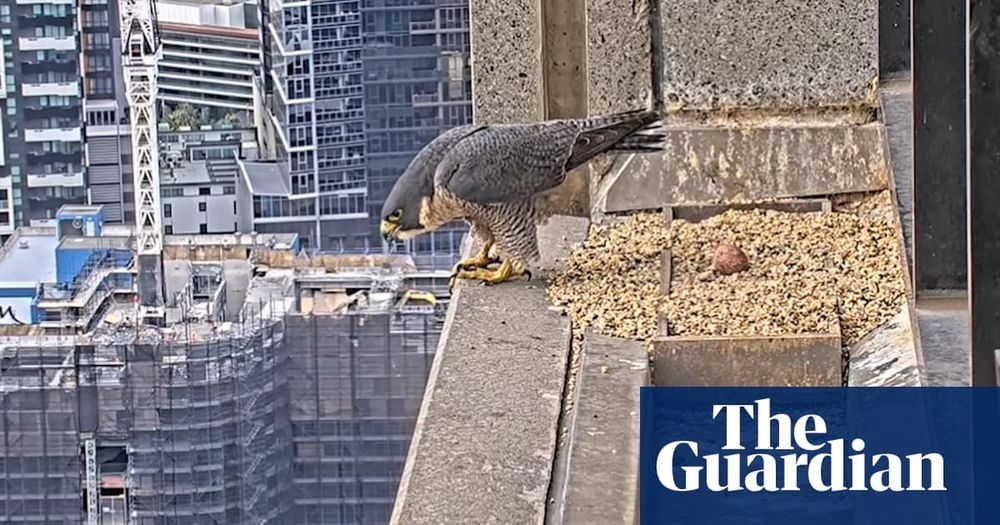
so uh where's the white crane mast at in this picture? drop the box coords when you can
[120,0,165,321]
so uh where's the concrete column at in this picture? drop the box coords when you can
[913,0,968,291]
[969,0,1000,387]
[880,0,911,79]
[470,0,655,218]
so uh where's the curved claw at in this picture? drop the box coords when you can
[523,270,532,282]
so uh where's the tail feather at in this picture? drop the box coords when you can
[564,109,662,171]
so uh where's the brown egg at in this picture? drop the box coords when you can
[713,243,750,275]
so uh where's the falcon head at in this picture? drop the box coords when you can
[380,124,484,243]
[380,163,433,242]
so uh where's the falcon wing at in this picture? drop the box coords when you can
[435,109,661,205]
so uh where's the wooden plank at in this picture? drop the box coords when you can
[651,333,843,386]
[667,198,831,223]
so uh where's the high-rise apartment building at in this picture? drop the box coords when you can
[0,0,133,230]
[157,0,261,118]
[244,0,472,256]
[0,0,87,229]
[82,0,134,225]
[361,0,472,261]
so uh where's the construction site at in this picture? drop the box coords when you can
[0,205,449,524]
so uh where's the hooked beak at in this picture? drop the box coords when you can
[380,220,398,242]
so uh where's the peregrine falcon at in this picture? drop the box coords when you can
[380,109,663,286]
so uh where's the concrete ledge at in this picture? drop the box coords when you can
[391,217,589,525]
[848,306,922,386]
[596,123,888,213]
[550,332,647,525]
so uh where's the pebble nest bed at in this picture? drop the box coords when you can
[548,193,907,346]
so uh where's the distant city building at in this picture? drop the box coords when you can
[0,205,447,523]
[160,126,253,235]
[81,0,134,226]
[0,0,88,230]
[157,0,260,119]
[245,0,472,257]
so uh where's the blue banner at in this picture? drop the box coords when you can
[639,388,1000,525]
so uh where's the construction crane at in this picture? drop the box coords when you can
[120,0,165,325]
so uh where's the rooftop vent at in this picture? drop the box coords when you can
[17,239,28,249]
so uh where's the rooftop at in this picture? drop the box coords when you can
[0,232,58,288]
[57,236,131,251]
[238,160,290,196]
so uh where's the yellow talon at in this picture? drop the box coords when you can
[454,241,498,271]
[449,259,531,288]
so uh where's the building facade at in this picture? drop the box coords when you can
[0,0,133,229]
[160,126,252,235]
[157,0,261,120]
[246,0,471,257]
[0,0,87,230]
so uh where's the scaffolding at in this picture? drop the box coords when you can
[0,299,445,524]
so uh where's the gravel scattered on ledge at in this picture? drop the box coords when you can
[547,193,907,346]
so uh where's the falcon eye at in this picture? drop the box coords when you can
[387,209,402,221]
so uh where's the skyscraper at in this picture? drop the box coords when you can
[0,0,88,229]
[244,0,472,257]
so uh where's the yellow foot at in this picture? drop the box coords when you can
[453,242,498,271]
[454,253,501,272]
[449,259,531,288]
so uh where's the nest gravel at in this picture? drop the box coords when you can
[548,193,907,346]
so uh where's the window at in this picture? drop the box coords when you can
[223,185,235,195]
[164,225,173,234]
[199,224,208,234]
[198,202,206,212]
[199,187,211,196]
[163,204,172,217]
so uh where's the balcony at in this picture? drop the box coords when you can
[24,127,81,143]
[410,20,437,34]
[18,36,76,51]
[16,0,74,4]
[411,93,439,107]
[22,82,79,97]
[21,60,76,74]
[27,171,84,188]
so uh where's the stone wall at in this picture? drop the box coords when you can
[469,0,886,217]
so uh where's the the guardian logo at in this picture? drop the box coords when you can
[656,398,946,493]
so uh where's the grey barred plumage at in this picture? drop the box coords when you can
[380,108,663,286]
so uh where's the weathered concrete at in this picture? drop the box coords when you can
[391,216,588,525]
[550,332,647,525]
[543,0,588,119]
[584,0,653,115]
[659,0,878,110]
[390,283,569,525]
[596,123,888,212]
[651,333,843,387]
[881,79,969,387]
[848,306,923,386]
[881,79,914,269]
[916,293,970,386]
[470,0,545,124]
